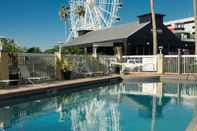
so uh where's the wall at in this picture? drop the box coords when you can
[0,53,9,80]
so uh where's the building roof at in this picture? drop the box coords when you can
[164,17,194,25]
[138,13,165,18]
[0,36,7,39]
[64,22,149,47]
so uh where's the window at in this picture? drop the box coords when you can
[175,23,184,30]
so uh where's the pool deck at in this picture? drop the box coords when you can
[161,73,197,80]
[123,72,160,79]
[0,75,122,100]
[124,72,197,81]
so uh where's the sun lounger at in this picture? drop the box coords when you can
[0,80,19,88]
[18,65,49,84]
[82,72,105,77]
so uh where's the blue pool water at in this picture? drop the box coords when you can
[0,79,197,131]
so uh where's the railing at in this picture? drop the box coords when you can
[122,55,157,72]
[9,53,57,80]
[164,55,197,74]
[7,53,197,80]
[98,55,117,72]
[64,55,111,78]
[164,55,178,73]
[182,55,197,74]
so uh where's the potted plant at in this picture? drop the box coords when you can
[57,57,73,80]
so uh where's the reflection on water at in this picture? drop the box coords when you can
[0,81,197,131]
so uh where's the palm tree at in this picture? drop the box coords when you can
[59,5,70,21]
[59,5,70,42]
[150,0,158,55]
[75,5,85,17]
[194,0,197,54]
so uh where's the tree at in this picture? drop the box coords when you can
[44,46,84,55]
[45,45,59,53]
[59,5,70,21]
[26,47,42,53]
[1,38,26,53]
[59,5,71,41]
[150,0,158,55]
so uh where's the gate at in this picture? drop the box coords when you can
[122,55,157,72]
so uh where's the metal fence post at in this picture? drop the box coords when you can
[54,54,57,79]
[178,49,182,75]
[157,54,164,74]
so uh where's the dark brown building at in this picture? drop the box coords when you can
[64,13,184,55]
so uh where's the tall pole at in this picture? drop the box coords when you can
[0,39,3,61]
[150,0,158,55]
[194,0,197,55]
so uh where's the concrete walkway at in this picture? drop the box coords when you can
[123,72,160,78]
[123,72,197,81]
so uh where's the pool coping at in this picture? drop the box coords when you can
[123,73,197,81]
[1,73,197,101]
[0,75,122,101]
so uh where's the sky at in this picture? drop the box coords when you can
[0,0,194,49]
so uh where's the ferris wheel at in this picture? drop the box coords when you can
[59,0,122,42]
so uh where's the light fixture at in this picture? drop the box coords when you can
[158,46,163,54]
[178,48,182,55]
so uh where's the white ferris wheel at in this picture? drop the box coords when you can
[59,0,122,42]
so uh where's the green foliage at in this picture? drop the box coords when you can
[59,5,70,20]
[45,46,84,55]
[26,47,42,53]
[1,38,26,53]
[45,45,59,54]
[56,56,73,72]
[62,47,84,54]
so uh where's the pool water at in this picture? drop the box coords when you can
[0,79,197,131]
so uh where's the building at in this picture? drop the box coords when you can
[0,36,13,44]
[165,17,195,54]
[64,13,183,55]
[165,17,195,40]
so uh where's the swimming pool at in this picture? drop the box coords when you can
[0,79,197,131]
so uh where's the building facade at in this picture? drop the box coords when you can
[165,17,195,54]
[65,13,184,55]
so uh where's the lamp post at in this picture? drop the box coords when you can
[0,41,2,52]
[56,42,63,61]
[194,0,197,54]
[59,44,62,54]
[0,39,3,62]
[150,0,158,55]
[57,42,63,54]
